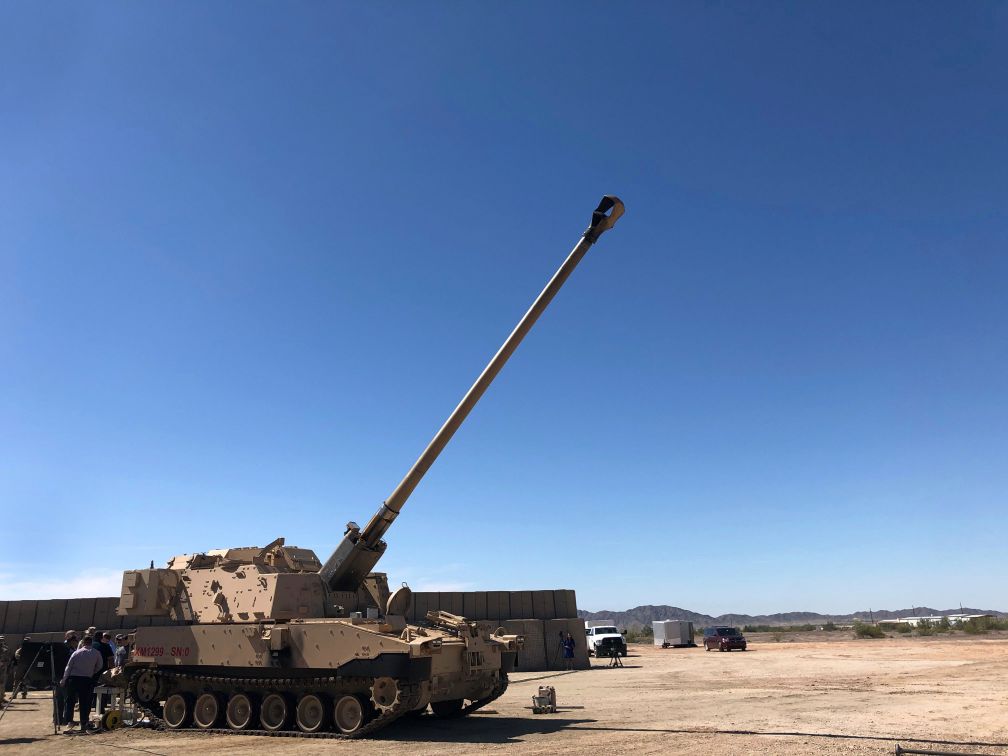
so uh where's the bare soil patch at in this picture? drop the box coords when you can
[2,635,1006,755]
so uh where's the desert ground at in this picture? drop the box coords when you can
[2,633,1006,755]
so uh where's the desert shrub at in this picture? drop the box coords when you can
[822,622,836,631]
[961,618,987,634]
[772,632,783,642]
[624,626,653,644]
[935,617,952,634]
[853,621,885,639]
[744,623,829,634]
[959,616,1008,634]
[892,623,912,634]
[915,619,934,636]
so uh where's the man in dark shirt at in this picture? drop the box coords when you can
[54,631,79,725]
[93,634,115,715]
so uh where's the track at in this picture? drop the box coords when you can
[129,668,509,739]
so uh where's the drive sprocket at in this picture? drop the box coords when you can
[369,677,401,714]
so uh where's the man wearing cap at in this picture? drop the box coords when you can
[62,634,103,733]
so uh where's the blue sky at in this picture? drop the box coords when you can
[1,2,1005,615]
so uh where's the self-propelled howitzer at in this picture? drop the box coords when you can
[115,196,624,738]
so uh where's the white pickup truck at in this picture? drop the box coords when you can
[583,622,628,657]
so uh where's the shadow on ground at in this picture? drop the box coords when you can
[380,716,597,744]
[378,716,1008,749]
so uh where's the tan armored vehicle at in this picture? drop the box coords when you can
[116,196,624,738]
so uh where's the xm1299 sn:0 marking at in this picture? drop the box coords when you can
[135,646,192,658]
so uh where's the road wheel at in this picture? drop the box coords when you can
[260,693,292,732]
[164,693,193,729]
[431,698,464,718]
[194,692,223,729]
[296,693,330,733]
[226,692,257,730]
[333,694,366,734]
[132,670,163,708]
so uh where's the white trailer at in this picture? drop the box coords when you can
[653,620,695,648]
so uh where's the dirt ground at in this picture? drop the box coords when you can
[2,634,1006,755]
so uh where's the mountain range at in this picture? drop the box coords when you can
[577,605,1005,629]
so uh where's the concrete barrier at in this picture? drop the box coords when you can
[487,591,509,620]
[553,589,576,618]
[64,598,96,633]
[5,601,38,636]
[442,592,464,617]
[99,597,127,631]
[462,591,477,620]
[412,592,430,623]
[34,599,67,633]
[504,619,547,672]
[532,590,556,620]
[511,591,533,619]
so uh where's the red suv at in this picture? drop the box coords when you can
[703,626,747,651]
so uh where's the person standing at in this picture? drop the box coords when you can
[93,634,115,715]
[562,632,576,671]
[54,631,79,725]
[96,633,114,667]
[114,636,128,670]
[61,635,103,733]
[0,636,10,707]
[10,637,30,699]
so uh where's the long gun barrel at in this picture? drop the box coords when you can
[320,196,625,591]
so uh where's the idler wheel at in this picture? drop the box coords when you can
[260,693,292,732]
[226,692,257,730]
[431,698,464,718]
[369,676,401,714]
[295,693,330,733]
[193,692,223,729]
[164,693,193,729]
[132,669,162,706]
[333,694,366,734]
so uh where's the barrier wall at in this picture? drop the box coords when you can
[0,588,588,671]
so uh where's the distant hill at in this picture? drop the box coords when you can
[578,605,1006,629]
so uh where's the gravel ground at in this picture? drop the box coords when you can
[2,634,1006,755]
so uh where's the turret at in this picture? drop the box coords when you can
[319,196,624,591]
